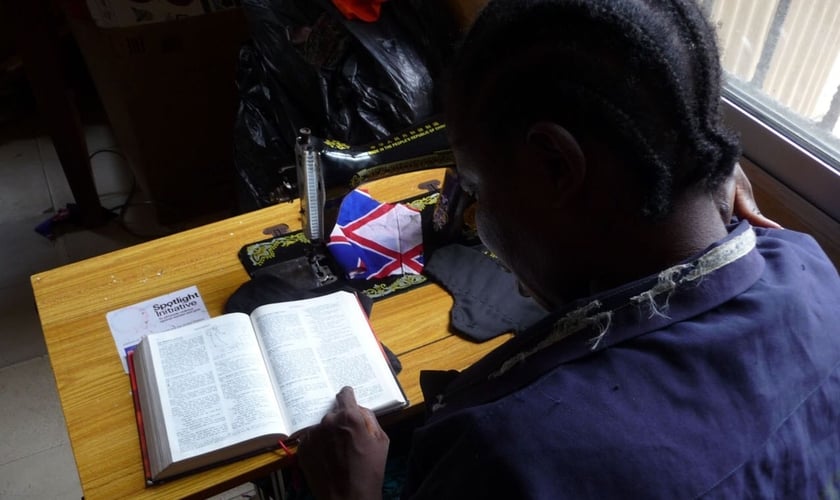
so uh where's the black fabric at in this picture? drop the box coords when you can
[225,274,401,373]
[424,244,547,341]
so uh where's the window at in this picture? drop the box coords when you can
[700,0,840,222]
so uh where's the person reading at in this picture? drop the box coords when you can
[295,0,840,498]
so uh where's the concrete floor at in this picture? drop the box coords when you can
[0,113,250,499]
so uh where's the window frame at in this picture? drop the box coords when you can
[722,96,840,223]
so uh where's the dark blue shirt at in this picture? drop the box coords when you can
[404,222,840,499]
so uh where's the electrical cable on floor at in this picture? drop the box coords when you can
[88,148,174,240]
[35,147,208,241]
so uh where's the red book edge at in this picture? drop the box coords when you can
[127,350,155,486]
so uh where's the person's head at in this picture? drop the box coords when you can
[446,0,740,308]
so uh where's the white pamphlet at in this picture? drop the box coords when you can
[106,286,210,372]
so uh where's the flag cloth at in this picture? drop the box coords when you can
[328,189,424,280]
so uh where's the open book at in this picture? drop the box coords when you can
[128,290,407,484]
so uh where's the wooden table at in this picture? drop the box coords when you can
[31,169,511,499]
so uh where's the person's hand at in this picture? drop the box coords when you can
[717,163,783,229]
[296,387,389,500]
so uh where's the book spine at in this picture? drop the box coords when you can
[127,351,154,485]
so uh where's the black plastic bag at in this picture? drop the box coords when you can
[233,0,455,209]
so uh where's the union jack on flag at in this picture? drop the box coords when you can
[327,189,424,280]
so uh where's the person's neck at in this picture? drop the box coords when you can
[586,193,728,295]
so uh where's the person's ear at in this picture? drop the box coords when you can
[525,122,586,202]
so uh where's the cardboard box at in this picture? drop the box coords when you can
[84,0,241,28]
[65,7,248,223]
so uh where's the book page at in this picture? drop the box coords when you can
[145,314,287,462]
[251,291,406,432]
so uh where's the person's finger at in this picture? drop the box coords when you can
[295,429,313,461]
[360,406,384,436]
[734,188,783,229]
[742,208,783,229]
[290,427,309,442]
[335,386,358,409]
[730,163,783,229]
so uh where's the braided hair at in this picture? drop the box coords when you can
[446,0,740,218]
